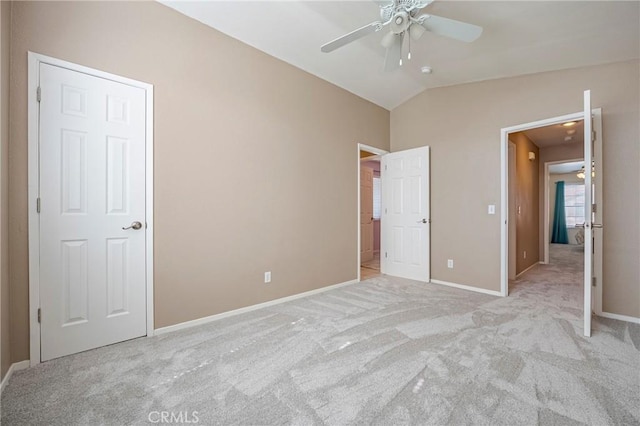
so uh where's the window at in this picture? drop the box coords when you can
[373,177,381,220]
[564,183,585,227]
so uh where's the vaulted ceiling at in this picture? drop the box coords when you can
[160,1,640,110]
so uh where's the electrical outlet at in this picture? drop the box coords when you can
[264,271,271,283]
[523,251,527,259]
[447,259,454,269]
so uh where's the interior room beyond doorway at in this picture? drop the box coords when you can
[360,150,381,280]
[507,119,586,284]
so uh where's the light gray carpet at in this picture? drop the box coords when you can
[2,245,639,425]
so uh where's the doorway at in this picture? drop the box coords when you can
[500,101,603,336]
[544,158,587,264]
[28,53,154,364]
[505,119,595,284]
[358,144,386,281]
[357,144,432,283]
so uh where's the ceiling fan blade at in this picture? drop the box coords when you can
[381,31,396,49]
[409,22,426,41]
[418,14,483,42]
[384,34,402,72]
[321,21,384,53]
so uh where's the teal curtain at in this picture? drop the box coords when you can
[551,181,569,244]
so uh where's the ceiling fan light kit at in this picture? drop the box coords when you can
[320,0,483,72]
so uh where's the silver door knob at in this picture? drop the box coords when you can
[592,223,603,229]
[122,221,143,230]
[416,218,428,224]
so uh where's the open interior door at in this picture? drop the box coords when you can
[583,90,602,337]
[381,146,430,282]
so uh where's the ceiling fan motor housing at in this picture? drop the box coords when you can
[391,11,411,34]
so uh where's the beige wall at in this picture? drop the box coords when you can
[1,0,11,379]
[548,173,585,246]
[8,2,389,363]
[538,142,583,259]
[510,132,539,274]
[391,60,640,318]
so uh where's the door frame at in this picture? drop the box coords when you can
[357,143,387,281]
[507,140,516,281]
[27,52,155,366]
[500,109,603,315]
[542,157,584,264]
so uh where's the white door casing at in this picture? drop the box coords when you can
[360,166,374,263]
[28,53,154,364]
[357,144,388,280]
[508,141,517,281]
[500,108,602,306]
[381,146,430,282]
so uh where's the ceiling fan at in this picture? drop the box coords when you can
[320,0,483,71]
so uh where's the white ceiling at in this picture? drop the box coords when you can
[160,1,640,110]
[523,120,584,149]
[549,161,584,175]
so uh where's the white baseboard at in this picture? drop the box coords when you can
[598,311,640,325]
[155,279,359,335]
[430,279,502,297]
[0,360,30,395]
[515,261,543,279]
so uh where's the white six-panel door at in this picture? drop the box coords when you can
[360,166,374,263]
[39,63,147,361]
[381,146,430,281]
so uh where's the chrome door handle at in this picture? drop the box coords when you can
[584,223,603,229]
[417,218,429,224]
[122,221,143,230]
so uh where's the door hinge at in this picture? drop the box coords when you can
[592,277,596,287]
[592,203,597,213]
[36,86,41,103]
[592,130,596,142]
[36,197,41,213]
[37,308,41,323]
[385,252,388,258]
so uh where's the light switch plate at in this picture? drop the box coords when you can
[488,204,496,215]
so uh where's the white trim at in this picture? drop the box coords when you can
[542,158,584,264]
[155,279,359,335]
[27,53,40,367]
[27,52,154,365]
[591,109,603,317]
[0,360,30,395]
[429,279,502,297]
[598,312,640,325]
[145,78,155,337]
[515,261,543,279]
[500,110,602,298]
[357,143,388,282]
